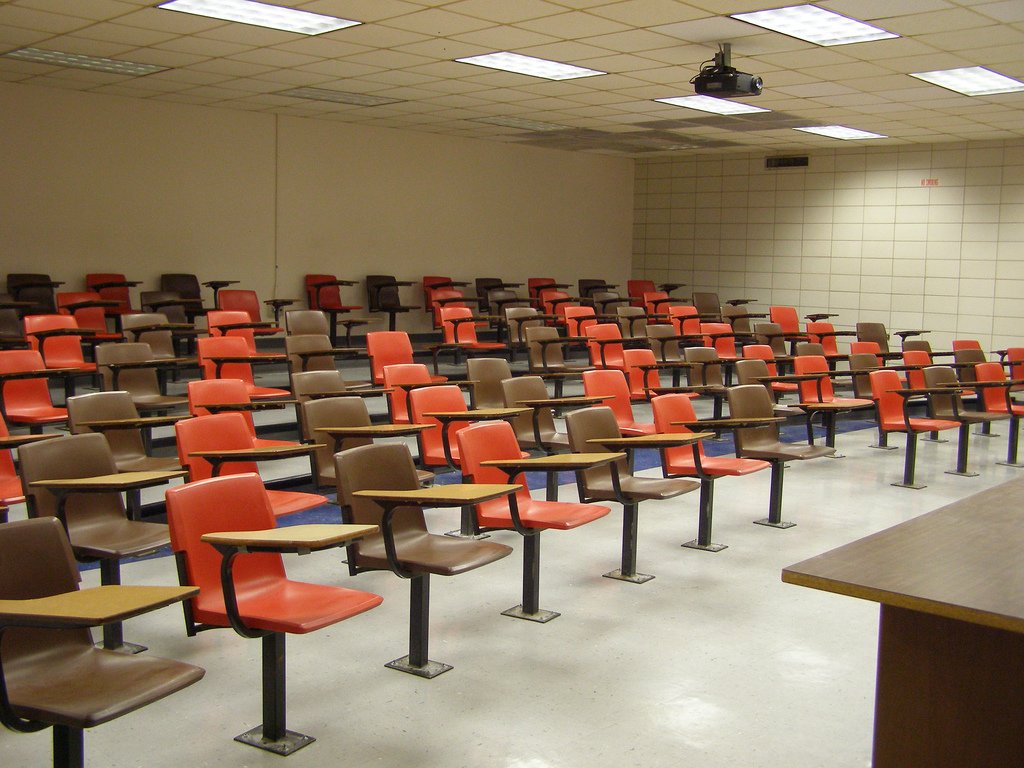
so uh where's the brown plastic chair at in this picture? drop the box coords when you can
[525,325,590,377]
[66,391,181,475]
[856,322,891,353]
[121,313,179,358]
[847,353,878,400]
[366,275,417,331]
[284,333,336,374]
[727,384,834,526]
[923,365,1007,476]
[0,516,204,768]
[752,321,789,357]
[335,443,512,677]
[7,273,61,314]
[505,306,543,359]
[501,374,571,451]
[17,432,173,652]
[466,357,512,409]
[564,406,699,582]
[617,306,647,339]
[692,291,722,321]
[95,342,188,411]
[285,309,330,336]
[139,291,190,324]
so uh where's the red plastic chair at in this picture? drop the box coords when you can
[528,277,560,303]
[440,306,504,351]
[805,321,845,356]
[217,289,283,333]
[0,349,67,432]
[23,315,96,374]
[668,305,700,336]
[793,355,872,407]
[382,363,434,423]
[700,322,738,361]
[457,420,610,620]
[769,306,801,335]
[952,339,982,352]
[187,378,296,448]
[0,417,28,520]
[584,322,626,370]
[901,349,932,390]
[366,331,446,386]
[561,305,596,337]
[582,369,655,435]
[539,289,575,326]
[742,344,796,396]
[429,287,470,328]
[196,335,289,400]
[56,292,121,341]
[86,272,138,317]
[651,393,769,550]
[175,412,326,517]
[166,472,382,754]
[975,362,1024,465]
[869,368,959,488]
[622,347,660,400]
[627,279,656,308]
[408,384,470,468]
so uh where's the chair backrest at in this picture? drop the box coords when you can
[683,347,723,387]
[408,385,468,466]
[86,272,133,315]
[792,355,834,402]
[769,306,800,335]
[700,322,735,357]
[642,291,669,317]
[667,305,700,336]
[196,335,255,384]
[206,309,252,336]
[922,366,961,419]
[564,406,628,490]
[751,321,787,356]
[501,374,556,446]
[742,344,779,375]
[302,396,373,487]
[366,275,403,311]
[651,393,706,466]
[285,309,330,336]
[578,279,606,300]
[457,421,534,517]
[56,291,110,334]
[525,325,565,371]
[584,322,624,369]
[869,369,906,430]
[617,306,647,339]
[505,306,541,345]
[795,342,825,356]
[953,348,987,384]
[474,278,502,313]
[466,358,512,409]
[726,385,782,452]
[166,473,284,625]
[139,291,188,324]
[721,304,754,334]
[160,274,202,301]
[95,342,162,396]
[847,353,878,398]
[66,391,148,467]
[23,314,86,367]
[18,432,125,526]
[735,357,771,389]
[850,340,883,366]
[217,289,262,322]
[563,305,597,337]
[7,273,57,313]
[627,279,656,306]
[292,370,350,402]
[622,347,659,397]
[902,339,932,353]
[974,362,1009,412]
[646,324,681,362]
[902,349,933,390]
[284,334,334,374]
[440,306,479,344]
[431,288,467,328]
[423,275,454,309]
[306,274,341,311]
[805,322,839,355]
[121,313,176,357]
[692,291,721,321]
[583,369,637,429]
[1006,348,1024,380]
[334,443,426,569]
[540,289,572,319]
[382,363,433,423]
[366,331,414,384]
[0,416,23,506]
[186,378,256,437]
[0,349,61,416]
[175,411,257,481]
[0,517,90,673]
[856,322,890,353]
[528,277,556,300]
[952,339,981,352]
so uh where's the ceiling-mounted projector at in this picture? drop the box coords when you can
[691,43,762,98]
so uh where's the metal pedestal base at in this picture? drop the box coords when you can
[870,443,899,451]
[922,436,948,443]
[97,639,146,655]
[234,726,314,756]
[682,540,727,552]
[997,460,1024,468]
[603,569,654,583]
[753,518,795,529]
[945,469,979,477]
[891,481,925,490]
[385,656,452,678]
[502,605,559,623]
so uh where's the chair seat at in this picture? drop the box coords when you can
[770,382,798,392]
[6,406,67,423]
[463,342,505,351]
[69,518,169,560]
[429,375,448,383]
[478,498,610,530]
[739,442,836,461]
[665,456,768,478]
[585,475,698,502]
[518,430,570,450]
[952,411,1009,424]
[247,386,291,400]
[621,422,657,436]
[883,417,960,433]
[0,476,25,505]
[266,489,328,517]
[353,529,511,576]
[5,644,204,729]
[193,580,383,634]
[112,454,181,474]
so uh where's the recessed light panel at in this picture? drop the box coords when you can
[910,66,1024,96]
[732,5,898,46]
[794,125,886,140]
[655,95,770,115]
[455,52,605,81]
[158,0,360,35]
[2,47,167,76]
[278,87,402,106]
[475,116,567,131]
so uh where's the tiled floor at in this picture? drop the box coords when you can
[3,364,1019,767]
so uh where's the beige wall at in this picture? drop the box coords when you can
[0,82,633,333]
[633,141,1024,350]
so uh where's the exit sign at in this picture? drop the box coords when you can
[920,178,940,186]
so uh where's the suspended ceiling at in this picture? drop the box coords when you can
[0,0,1022,155]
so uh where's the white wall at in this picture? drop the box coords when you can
[633,141,1024,350]
[0,81,634,333]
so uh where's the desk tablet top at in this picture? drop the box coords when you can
[201,523,378,550]
[482,452,625,470]
[30,469,186,490]
[782,477,1024,634]
[0,585,198,627]
[353,483,521,506]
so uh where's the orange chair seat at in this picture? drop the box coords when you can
[0,477,24,506]
[769,381,798,393]
[664,454,767,477]
[266,489,328,517]
[191,579,382,634]
[5,405,67,423]
[477,497,609,530]
[882,417,960,433]
[621,422,657,436]
[247,385,291,400]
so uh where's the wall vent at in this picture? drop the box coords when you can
[766,156,809,169]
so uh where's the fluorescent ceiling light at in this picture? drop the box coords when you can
[475,116,567,131]
[158,0,360,35]
[278,87,402,106]
[794,125,886,140]
[655,95,770,115]
[2,47,167,76]
[455,52,604,81]
[732,5,898,46]
[910,66,1024,96]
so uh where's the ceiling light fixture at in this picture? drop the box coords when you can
[2,47,167,76]
[655,95,770,115]
[455,52,605,81]
[910,66,1024,96]
[475,116,567,131]
[278,87,402,106]
[732,5,898,46]
[794,125,886,140]
[158,0,360,35]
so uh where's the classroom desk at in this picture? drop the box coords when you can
[782,478,1024,767]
